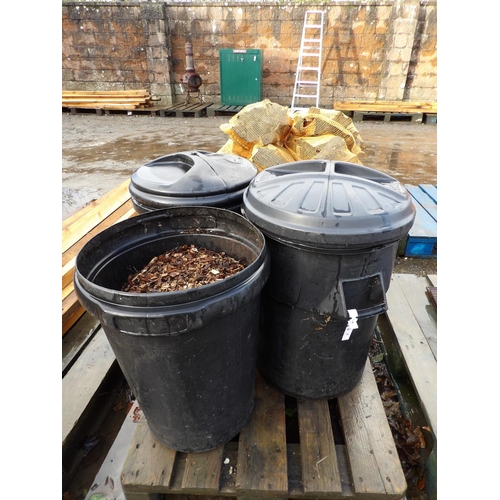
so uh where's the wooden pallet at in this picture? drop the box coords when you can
[119,362,406,500]
[333,100,437,124]
[207,104,245,117]
[402,184,437,258]
[379,273,437,500]
[352,111,423,123]
[63,106,161,116]
[159,101,213,118]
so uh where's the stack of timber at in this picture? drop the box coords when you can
[333,100,437,123]
[62,90,160,110]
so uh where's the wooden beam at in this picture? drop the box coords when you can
[62,179,131,253]
[334,100,437,114]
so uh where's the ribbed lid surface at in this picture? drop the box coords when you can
[243,160,415,249]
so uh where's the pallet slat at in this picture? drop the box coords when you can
[338,359,407,497]
[297,398,342,496]
[385,275,437,439]
[121,417,177,492]
[236,371,288,496]
[62,327,117,447]
[182,446,225,494]
[419,184,437,203]
[207,104,244,117]
[405,185,437,221]
[62,312,101,375]
[159,102,213,118]
[395,274,437,359]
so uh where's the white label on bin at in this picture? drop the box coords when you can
[342,309,359,341]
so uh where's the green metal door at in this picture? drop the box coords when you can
[219,49,262,106]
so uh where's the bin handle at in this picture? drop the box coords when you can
[339,273,387,319]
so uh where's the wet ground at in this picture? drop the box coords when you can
[62,112,437,275]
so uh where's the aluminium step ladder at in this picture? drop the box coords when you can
[291,10,324,112]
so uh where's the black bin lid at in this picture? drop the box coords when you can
[129,150,257,209]
[243,160,415,250]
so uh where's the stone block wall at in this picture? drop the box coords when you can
[62,0,437,106]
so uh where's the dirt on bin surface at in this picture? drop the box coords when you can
[62,112,437,277]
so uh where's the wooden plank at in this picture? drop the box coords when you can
[334,100,437,113]
[181,446,225,494]
[236,370,288,497]
[121,416,177,494]
[63,103,144,110]
[62,97,150,102]
[405,184,437,222]
[63,90,151,96]
[427,274,438,287]
[385,274,437,438]
[62,290,85,335]
[62,202,136,289]
[393,274,437,360]
[62,179,131,252]
[62,327,116,447]
[338,359,407,499]
[62,312,100,375]
[62,280,74,302]
[419,184,437,204]
[297,398,342,497]
[83,401,141,500]
[62,192,136,336]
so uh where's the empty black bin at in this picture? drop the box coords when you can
[129,150,257,213]
[74,206,270,452]
[243,160,415,399]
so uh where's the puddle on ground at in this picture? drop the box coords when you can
[64,136,222,165]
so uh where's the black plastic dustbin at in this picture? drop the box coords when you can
[243,160,415,399]
[129,150,257,214]
[74,206,270,452]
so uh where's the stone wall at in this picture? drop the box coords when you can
[62,0,437,106]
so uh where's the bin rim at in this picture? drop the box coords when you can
[75,206,268,308]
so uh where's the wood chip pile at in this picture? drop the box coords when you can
[218,99,365,171]
[121,244,245,293]
[62,90,160,110]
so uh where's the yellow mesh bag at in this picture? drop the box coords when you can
[249,144,298,172]
[287,134,362,164]
[220,99,293,149]
[290,107,363,156]
[217,139,253,160]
